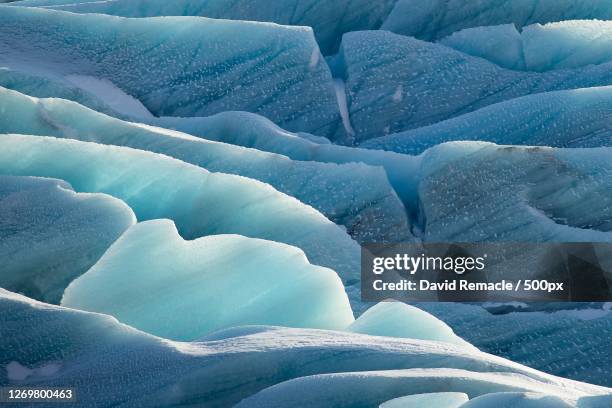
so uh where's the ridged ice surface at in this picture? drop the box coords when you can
[418,142,612,242]
[362,87,612,154]
[0,6,342,137]
[0,176,134,303]
[421,303,612,388]
[13,0,396,55]
[0,88,412,243]
[381,0,612,41]
[2,289,609,407]
[0,135,361,290]
[441,20,612,71]
[336,31,612,143]
[62,220,354,340]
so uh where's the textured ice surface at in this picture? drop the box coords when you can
[380,392,469,408]
[0,88,412,243]
[0,6,342,137]
[336,30,612,143]
[460,392,573,408]
[13,0,396,55]
[3,289,609,407]
[362,87,612,154]
[441,20,612,71]
[418,142,612,243]
[347,302,471,347]
[440,24,526,70]
[0,176,134,303]
[421,303,612,387]
[0,134,361,289]
[381,0,612,41]
[62,220,354,340]
[236,369,603,408]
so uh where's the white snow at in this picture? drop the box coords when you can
[333,78,355,139]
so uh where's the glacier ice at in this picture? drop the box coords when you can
[61,220,354,340]
[441,20,612,71]
[440,24,526,70]
[12,0,397,55]
[421,302,612,387]
[0,88,413,243]
[336,30,612,143]
[347,302,472,347]
[417,142,612,243]
[235,369,605,408]
[0,6,342,137]
[460,392,573,408]
[362,87,612,154]
[0,176,134,303]
[381,0,612,41]
[380,392,469,408]
[3,289,609,407]
[0,134,362,289]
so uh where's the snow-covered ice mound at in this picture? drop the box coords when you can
[11,0,396,55]
[2,289,610,407]
[335,30,612,143]
[362,87,612,154]
[61,220,354,340]
[0,88,413,243]
[0,176,134,303]
[418,142,612,243]
[459,392,574,408]
[0,6,342,137]
[441,20,612,71]
[380,392,469,408]
[347,302,472,347]
[381,0,612,41]
[0,134,362,291]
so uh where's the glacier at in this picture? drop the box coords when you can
[421,302,612,387]
[0,6,342,137]
[380,392,469,408]
[0,134,362,290]
[0,88,413,243]
[381,0,612,41]
[459,392,574,408]
[346,302,472,347]
[0,176,134,303]
[417,142,612,243]
[335,30,612,143]
[362,87,612,154]
[12,0,397,55]
[2,289,610,407]
[441,20,612,71]
[61,220,354,340]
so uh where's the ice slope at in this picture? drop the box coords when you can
[2,290,610,407]
[12,0,397,55]
[0,67,118,117]
[0,176,134,303]
[418,142,612,243]
[0,6,342,137]
[441,20,612,71]
[235,369,602,408]
[61,220,354,340]
[347,302,471,347]
[420,302,612,387]
[0,88,412,243]
[0,135,361,289]
[380,392,469,408]
[460,392,574,408]
[381,0,612,41]
[336,30,612,143]
[362,87,612,154]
